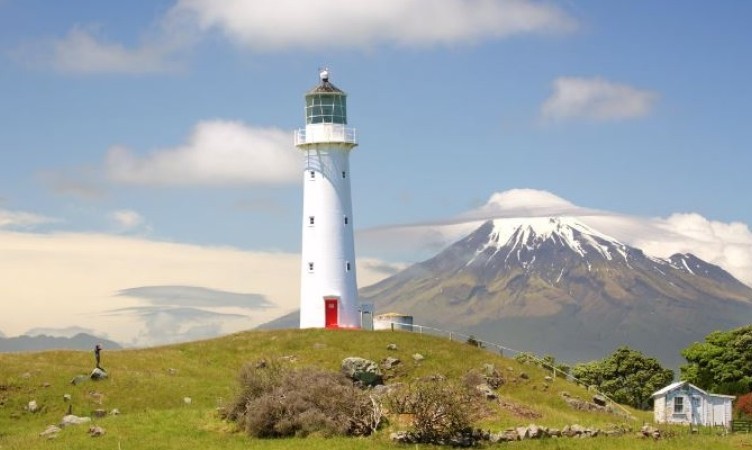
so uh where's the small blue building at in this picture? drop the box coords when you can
[652,381,734,427]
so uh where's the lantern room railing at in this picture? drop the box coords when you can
[295,125,357,146]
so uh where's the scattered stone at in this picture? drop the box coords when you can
[640,425,661,440]
[88,425,106,437]
[516,426,530,440]
[341,357,383,386]
[280,355,298,363]
[39,425,61,439]
[109,408,121,416]
[183,397,192,405]
[475,383,498,400]
[254,359,267,369]
[70,375,87,385]
[593,394,608,407]
[63,394,72,402]
[380,356,400,370]
[544,376,553,382]
[42,381,51,388]
[519,372,529,380]
[90,368,108,381]
[386,343,398,350]
[92,409,107,418]
[27,400,39,413]
[60,414,91,427]
[412,353,425,362]
[167,368,178,375]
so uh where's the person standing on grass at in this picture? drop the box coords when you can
[94,344,102,370]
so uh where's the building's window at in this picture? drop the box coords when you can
[344,216,349,225]
[673,396,684,414]
[309,216,315,225]
[345,262,351,271]
[308,262,314,272]
[309,170,315,179]
[342,171,346,178]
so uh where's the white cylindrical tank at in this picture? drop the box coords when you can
[373,313,414,332]
[296,70,360,329]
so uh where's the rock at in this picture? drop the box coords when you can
[92,409,107,418]
[381,356,400,370]
[167,368,178,375]
[593,394,608,406]
[516,426,530,440]
[519,372,529,380]
[39,425,61,439]
[549,428,561,437]
[412,353,425,362]
[280,355,298,362]
[109,408,121,416]
[341,357,383,386]
[183,397,192,405]
[544,376,553,382]
[63,394,72,402]
[70,375,87,385]
[60,414,91,427]
[387,343,398,350]
[90,368,108,381]
[390,431,414,443]
[28,400,39,413]
[254,359,267,369]
[570,424,585,435]
[475,383,498,400]
[527,424,542,439]
[42,382,51,388]
[88,426,106,437]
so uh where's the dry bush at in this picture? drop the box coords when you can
[221,361,381,438]
[386,379,476,444]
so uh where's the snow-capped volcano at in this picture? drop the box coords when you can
[361,217,752,367]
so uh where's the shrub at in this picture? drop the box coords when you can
[735,392,752,419]
[221,361,381,438]
[387,378,476,444]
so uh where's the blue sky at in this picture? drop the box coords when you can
[1,1,751,344]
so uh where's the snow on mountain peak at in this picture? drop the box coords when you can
[483,216,629,262]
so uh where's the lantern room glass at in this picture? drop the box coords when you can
[306,94,347,125]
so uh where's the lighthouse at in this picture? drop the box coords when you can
[295,69,360,329]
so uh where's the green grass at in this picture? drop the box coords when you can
[1,329,750,449]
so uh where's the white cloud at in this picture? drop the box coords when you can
[28,25,182,75]
[0,208,56,229]
[109,209,146,231]
[170,0,577,50]
[541,77,656,122]
[0,230,396,345]
[105,121,300,186]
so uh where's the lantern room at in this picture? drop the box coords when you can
[305,70,348,125]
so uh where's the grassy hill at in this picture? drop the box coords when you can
[0,329,749,449]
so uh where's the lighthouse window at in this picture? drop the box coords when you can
[306,94,347,125]
[344,216,349,225]
[309,216,315,226]
[342,171,346,178]
[346,262,351,271]
[308,262,314,272]
[309,170,315,179]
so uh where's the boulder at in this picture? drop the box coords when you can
[183,397,192,405]
[412,353,425,362]
[475,383,498,400]
[70,375,87,385]
[92,409,107,418]
[39,425,61,439]
[27,400,39,413]
[593,395,608,407]
[381,356,401,370]
[88,426,106,437]
[90,368,108,381]
[387,343,398,350]
[341,357,383,386]
[60,414,91,427]
[516,426,530,440]
[63,394,72,402]
[109,408,121,416]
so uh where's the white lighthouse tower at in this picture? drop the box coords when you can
[295,69,360,329]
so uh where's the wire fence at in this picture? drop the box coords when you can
[383,321,635,419]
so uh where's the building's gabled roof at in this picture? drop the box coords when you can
[651,380,736,399]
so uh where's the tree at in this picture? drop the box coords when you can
[680,325,752,395]
[571,346,674,410]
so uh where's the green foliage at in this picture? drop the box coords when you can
[572,346,674,410]
[680,325,752,395]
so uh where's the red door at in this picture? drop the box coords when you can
[324,297,338,328]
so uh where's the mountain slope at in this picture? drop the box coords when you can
[0,333,122,353]
[361,217,752,368]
